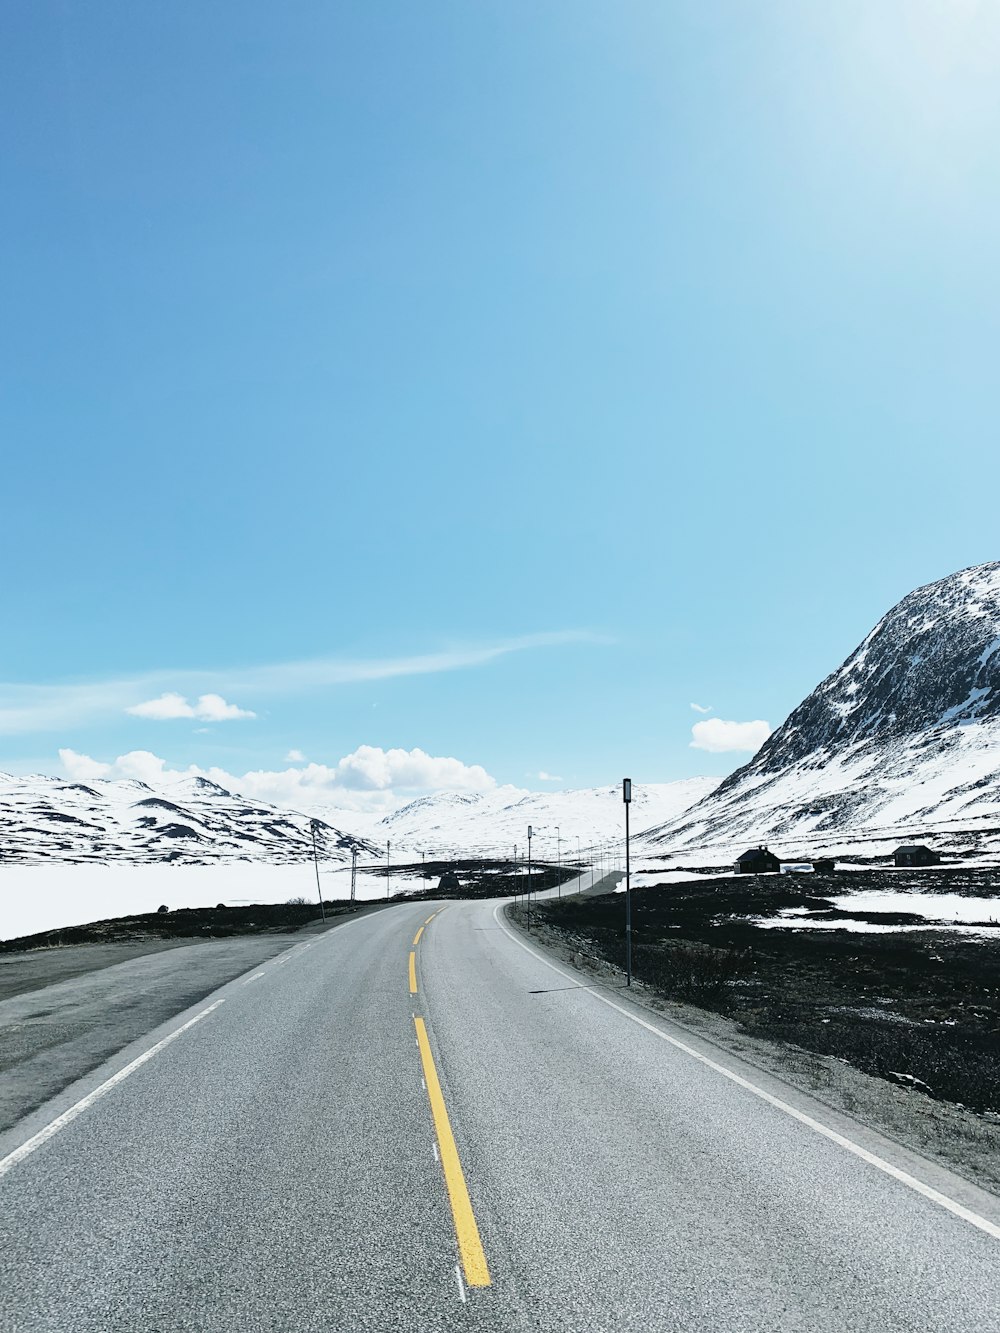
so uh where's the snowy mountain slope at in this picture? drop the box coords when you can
[366,779,720,857]
[0,771,716,866]
[642,562,1000,859]
[0,773,375,865]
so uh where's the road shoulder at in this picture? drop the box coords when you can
[502,900,1000,1206]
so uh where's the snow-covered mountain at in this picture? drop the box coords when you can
[0,773,375,865]
[0,770,716,866]
[368,779,719,857]
[643,562,1000,861]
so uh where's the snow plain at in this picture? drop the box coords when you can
[0,862,428,942]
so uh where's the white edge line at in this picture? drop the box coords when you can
[0,906,384,1183]
[433,1140,440,1162]
[493,902,1000,1244]
[455,1263,466,1304]
[0,999,226,1182]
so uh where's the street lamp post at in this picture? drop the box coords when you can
[309,820,326,923]
[527,825,533,903]
[623,778,632,986]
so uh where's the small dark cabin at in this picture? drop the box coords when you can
[734,847,781,875]
[893,844,941,868]
[437,870,461,893]
[811,859,836,873]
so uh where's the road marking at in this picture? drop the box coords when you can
[413,925,425,946]
[409,951,418,994]
[433,1141,440,1162]
[242,971,266,985]
[493,903,1000,1245]
[414,1016,491,1287]
[424,912,438,925]
[455,1264,467,1304]
[0,1000,226,1182]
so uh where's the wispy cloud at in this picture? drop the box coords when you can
[689,702,713,714]
[0,631,603,736]
[537,771,562,782]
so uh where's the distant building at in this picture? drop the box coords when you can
[811,858,836,874]
[893,844,941,868]
[437,870,461,893]
[734,847,781,875]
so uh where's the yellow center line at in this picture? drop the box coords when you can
[424,911,438,925]
[413,1017,491,1287]
[408,951,418,994]
[413,925,424,947]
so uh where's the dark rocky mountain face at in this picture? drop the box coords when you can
[740,562,1000,783]
[644,562,1000,855]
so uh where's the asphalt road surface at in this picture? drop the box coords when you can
[3,888,1000,1332]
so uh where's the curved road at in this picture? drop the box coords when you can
[2,892,1000,1331]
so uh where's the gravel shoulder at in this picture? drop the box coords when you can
[507,903,1000,1200]
[0,905,388,1134]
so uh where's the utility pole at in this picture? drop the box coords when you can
[513,844,517,903]
[309,820,326,922]
[386,839,391,900]
[623,778,632,986]
[556,825,561,899]
[350,847,358,902]
[527,825,533,903]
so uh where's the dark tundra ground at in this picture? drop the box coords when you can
[513,867,1000,1115]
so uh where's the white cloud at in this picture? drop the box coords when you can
[58,748,112,780]
[57,744,498,814]
[193,694,256,722]
[127,693,194,720]
[285,749,306,762]
[126,693,255,722]
[690,702,713,714]
[690,718,771,753]
[60,748,170,784]
[537,771,563,782]
[327,745,495,792]
[0,631,605,736]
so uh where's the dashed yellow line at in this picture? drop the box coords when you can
[409,951,418,994]
[414,1017,491,1287]
[413,925,425,947]
[424,911,438,925]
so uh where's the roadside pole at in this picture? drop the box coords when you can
[556,825,562,899]
[350,847,358,903]
[386,839,390,900]
[527,825,533,903]
[309,820,326,923]
[623,779,632,986]
[513,844,517,903]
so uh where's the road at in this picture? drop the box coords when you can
[2,888,1000,1331]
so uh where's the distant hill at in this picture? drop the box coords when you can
[0,773,375,865]
[641,561,1000,861]
[368,779,720,858]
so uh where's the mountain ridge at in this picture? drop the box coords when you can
[643,561,1000,858]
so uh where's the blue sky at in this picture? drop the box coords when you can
[2,1,999,809]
